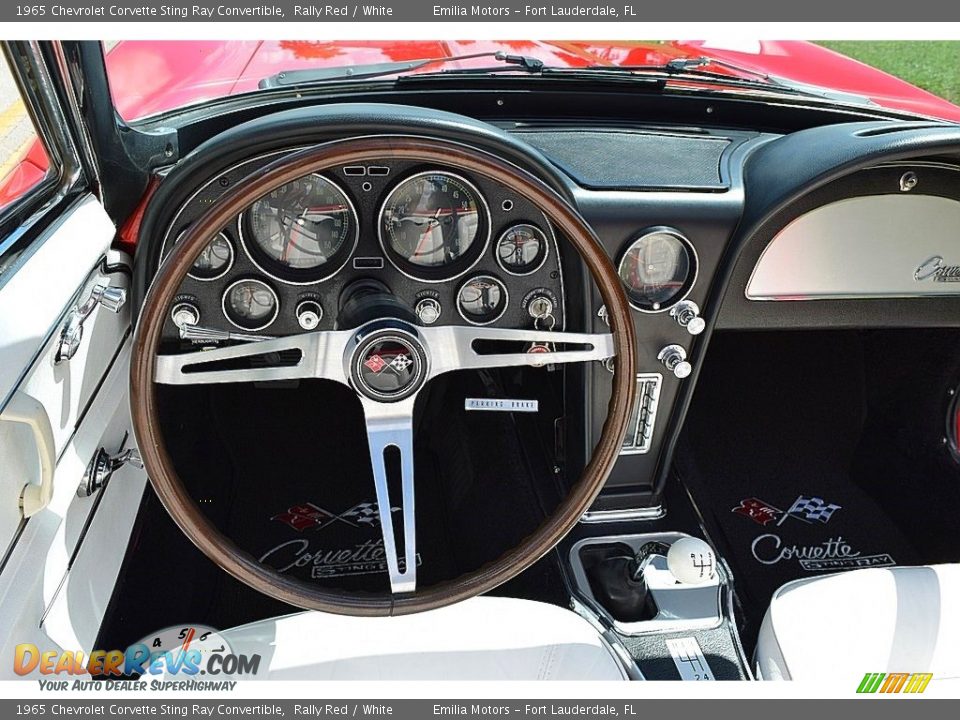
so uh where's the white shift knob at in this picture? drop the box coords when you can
[666,537,717,585]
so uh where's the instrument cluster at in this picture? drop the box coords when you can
[158,158,566,342]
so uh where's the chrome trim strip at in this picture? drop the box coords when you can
[581,506,666,523]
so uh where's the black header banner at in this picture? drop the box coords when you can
[2,0,953,22]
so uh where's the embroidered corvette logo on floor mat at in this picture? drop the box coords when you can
[732,495,841,526]
[258,500,420,581]
[731,494,896,572]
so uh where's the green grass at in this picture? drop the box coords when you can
[818,41,960,105]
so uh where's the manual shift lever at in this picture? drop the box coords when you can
[585,536,716,623]
[640,536,717,585]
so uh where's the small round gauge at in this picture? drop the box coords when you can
[457,275,508,325]
[379,171,488,279]
[244,174,357,282]
[496,223,549,275]
[185,231,234,281]
[618,228,696,312]
[222,278,279,331]
[134,625,234,677]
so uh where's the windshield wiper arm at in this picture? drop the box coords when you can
[259,51,544,89]
[663,56,773,80]
[597,56,874,105]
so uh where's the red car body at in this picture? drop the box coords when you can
[5,40,960,211]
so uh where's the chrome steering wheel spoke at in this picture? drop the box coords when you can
[359,397,418,595]
[154,330,354,386]
[422,325,616,378]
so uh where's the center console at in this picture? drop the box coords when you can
[565,529,751,681]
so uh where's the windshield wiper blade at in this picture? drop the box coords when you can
[259,51,544,89]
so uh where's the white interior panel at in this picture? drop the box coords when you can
[747,193,960,300]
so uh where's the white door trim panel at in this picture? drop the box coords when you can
[0,195,116,410]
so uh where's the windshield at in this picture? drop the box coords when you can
[104,40,960,123]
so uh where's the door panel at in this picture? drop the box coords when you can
[0,194,122,561]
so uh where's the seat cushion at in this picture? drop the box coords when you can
[756,564,960,683]
[216,596,629,680]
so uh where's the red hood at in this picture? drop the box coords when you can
[105,40,960,123]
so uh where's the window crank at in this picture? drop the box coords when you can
[78,447,143,498]
[55,283,127,364]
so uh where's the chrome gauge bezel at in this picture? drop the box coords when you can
[377,170,492,283]
[176,230,235,282]
[456,274,510,326]
[617,227,699,314]
[221,278,280,332]
[495,223,550,276]
[238,173,360,286]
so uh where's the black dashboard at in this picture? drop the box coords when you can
[136,98,960,514]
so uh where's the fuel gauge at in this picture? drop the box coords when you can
[457,275,508,325]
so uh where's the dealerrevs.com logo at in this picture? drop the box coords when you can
[14,625,261,690]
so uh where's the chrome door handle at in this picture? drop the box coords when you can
[55,284,127,364]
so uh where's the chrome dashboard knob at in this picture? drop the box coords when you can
[658,344,692,379]
[670,300,705,336]
[296,300,323,330]
[171,302,200,330]
[415,298,442,325]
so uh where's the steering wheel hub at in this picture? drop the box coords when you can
[351,327,428,402]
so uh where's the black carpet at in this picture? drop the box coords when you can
[676,332,924,649]
[97,370,568,651]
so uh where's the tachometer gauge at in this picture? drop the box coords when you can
[618,228,696,312]
[379,171,488,280]
[222,279,279,331]
[496,223,548,275]
[244,174,357,282]
[457,275,508,325]
[185,231,234,281]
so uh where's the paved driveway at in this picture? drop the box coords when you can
[1,58,37,182]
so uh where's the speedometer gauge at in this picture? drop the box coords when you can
[244,174,357,283]
[618,228,697,312]
[379,171,489,280]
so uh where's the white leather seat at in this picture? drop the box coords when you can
[217,596,629,680]
[756,564,960,684]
